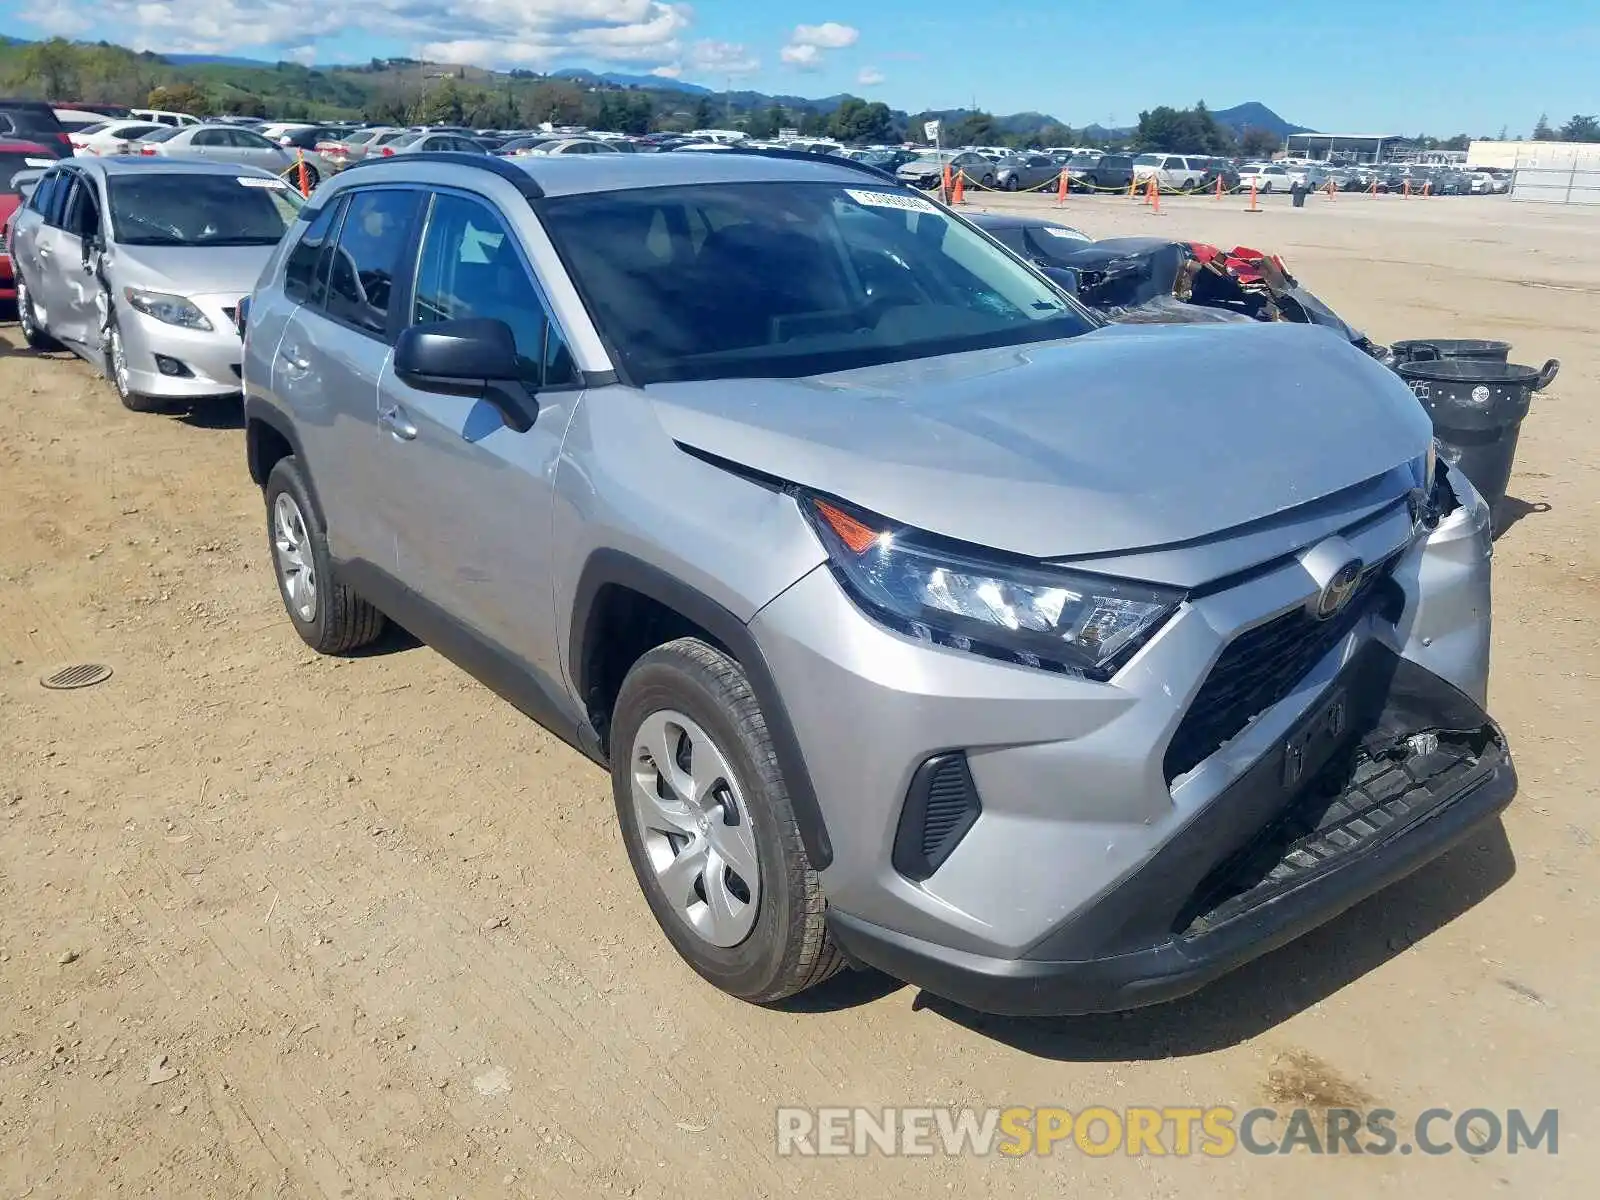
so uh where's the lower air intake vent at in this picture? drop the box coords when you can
[893,753,982,881]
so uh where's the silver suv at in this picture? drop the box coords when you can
[242,151,1515,1015]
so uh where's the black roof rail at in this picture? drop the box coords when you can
[335,151,544,199]
[672,144,900,184]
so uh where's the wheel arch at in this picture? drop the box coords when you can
[569,549,834,870]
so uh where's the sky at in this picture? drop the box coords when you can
[5,0,1595,135]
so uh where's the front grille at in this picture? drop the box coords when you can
[1163,556,1399,782]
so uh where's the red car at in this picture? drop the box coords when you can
[1,140,58,303]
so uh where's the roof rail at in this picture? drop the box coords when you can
[335,151,544,199]
[676,144,900,183]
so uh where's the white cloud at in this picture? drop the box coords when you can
[651,64,683,78]
[780,20,859,71]
[791,22,859,50]
[23,1,695,69]
[857,66,885,86]
[779,43,821,68]
[688,39,760,75]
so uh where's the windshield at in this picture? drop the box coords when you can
[107,172,302,246]
[140,126,180,143]
[540,181,1097,384]
[1132,153,1162,166]
[388,132,424,150]
[1066,154,1100,167]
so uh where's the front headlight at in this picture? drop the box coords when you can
[123,288,213,331]
[803,494,1184,680]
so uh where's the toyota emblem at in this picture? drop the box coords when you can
[1315,560,1364,620]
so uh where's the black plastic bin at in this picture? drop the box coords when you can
[1394,357,1559,516]
[1391,338,1512,365]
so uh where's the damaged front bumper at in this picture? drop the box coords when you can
[828,646,1514,1016]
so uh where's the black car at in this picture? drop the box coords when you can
[0,100,71,153]
[1062,152,1135,192]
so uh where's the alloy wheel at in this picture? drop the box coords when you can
[110,327,131,398]
[17,280,37,338]
[630,709,760,948]
[272,491,318,623]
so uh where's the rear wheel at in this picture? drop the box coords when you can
[265,457,386,654]
[611,638,842,1004]
[980,173,996,189]
[1004,175,1020,191]
[15,277,57,351]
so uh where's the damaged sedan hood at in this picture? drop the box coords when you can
[646,322,1433,560]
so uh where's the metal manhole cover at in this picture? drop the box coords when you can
[40,663,114,691]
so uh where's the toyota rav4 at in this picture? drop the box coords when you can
[241,150,1514,1015]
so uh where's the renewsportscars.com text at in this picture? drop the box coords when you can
[775,1106,1558,1158]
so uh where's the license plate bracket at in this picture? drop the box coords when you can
[1282,688,1349,788]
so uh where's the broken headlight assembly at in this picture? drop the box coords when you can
[1410,440,1462,532]
[803,494,1184,680]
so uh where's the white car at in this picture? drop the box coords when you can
[525,138,621,156]
[1131,153,1207,191]
[1237,163,1291,193]
[68,120,169,157]
[1470,170,1509,195]
[130,109,203,128]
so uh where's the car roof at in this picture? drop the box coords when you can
[54,156,284,180]
[345,150,892,198]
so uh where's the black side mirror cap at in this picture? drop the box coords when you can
[395,318,521,385]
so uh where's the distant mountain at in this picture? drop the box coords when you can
[164,53,277,67]
[553,68,711,96]
[1212,102,1312,137]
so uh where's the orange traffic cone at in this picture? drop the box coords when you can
[1215,175,1224,199]
[941,163,952,204]
[951,171,965,205]
[1148,177,1160,213]
[1128,175,1138,198]
[1325,179,1336,200]
[1056,169,1068,205]
[296,150,310,197]
[1403,179,1412,198]
[1246,176,1260,212]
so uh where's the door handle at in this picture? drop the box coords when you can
[277,348,310,375]
[379,403,417,441]
[37,243,52,258]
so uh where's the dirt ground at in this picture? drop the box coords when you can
[2,190,1596,1199]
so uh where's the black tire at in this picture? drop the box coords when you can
[1003,175,1019,191]
[611,638,842,1004]
[980,174,996,189]
[264,456,385,654]
[105,316,163,412]
[14,276,58,351]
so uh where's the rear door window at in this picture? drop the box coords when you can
[324,188,424,337]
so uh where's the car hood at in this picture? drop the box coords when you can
[107,242,276,297]
[645,322,1432,560]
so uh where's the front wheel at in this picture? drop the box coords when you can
[611,638,842,1004]
[1003,175,1019,191]
[980,174,995,189]
[107,318,163,412]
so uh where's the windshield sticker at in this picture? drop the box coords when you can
[845,188,937,214]
[238,176,289,189]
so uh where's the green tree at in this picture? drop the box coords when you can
[620,94,653,136]
[595,92,620,132]
[747,103,784,139]
[1240,126,1281,157]
[16,38,79,97]
[692,96,715,129]
[798,110,830,136]
[828,96,893,144]
[1532,112,1556,140]
[146,82,210,115]
[414,76,464,124]
[951,111,998,144]
[1559,114,1600,142]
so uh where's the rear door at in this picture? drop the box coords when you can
[26,169,88,339]
[275,185,424,568]
[46,171,107,347]
[7,164,63,288]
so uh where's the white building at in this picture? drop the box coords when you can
[1468,139,1600,204]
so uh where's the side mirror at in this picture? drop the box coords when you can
[395,318,521,385]
[394,318,534,432]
